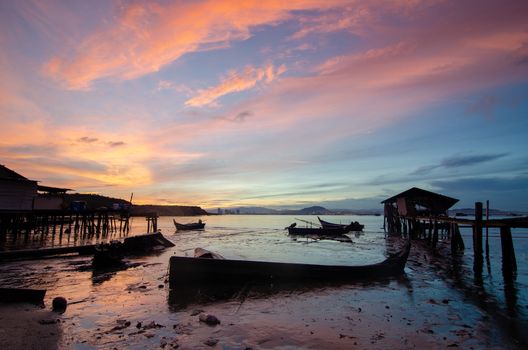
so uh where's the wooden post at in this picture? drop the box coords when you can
[473,202,483,275]
[500,226,517,281]
[432,220,438,248]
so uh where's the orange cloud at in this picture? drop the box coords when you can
[44,0,342,90]
[185,63,286,107]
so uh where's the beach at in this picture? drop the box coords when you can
[0,215,526,349]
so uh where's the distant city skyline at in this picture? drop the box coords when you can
[1,1,527,211]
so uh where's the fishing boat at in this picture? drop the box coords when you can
[173,219,205,230]
[286,222,350,236]
[318,217,364,231]
[169,241,410,286]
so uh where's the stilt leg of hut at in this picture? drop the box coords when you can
[432,220,439,249]
[500,226,517,282]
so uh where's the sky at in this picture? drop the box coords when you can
[1,0,528,211]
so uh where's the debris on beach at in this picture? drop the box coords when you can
[52,296,67,313]
[199,314,221,326]
[204,338,219,346]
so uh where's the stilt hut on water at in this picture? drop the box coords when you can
[382,187,459,237]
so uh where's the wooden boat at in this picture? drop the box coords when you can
[318,217,364,231]
[169,241,410,286]
[173,219,205,230]
[92,241,124,268]
[286,223,350,236]
[0,287,46,304]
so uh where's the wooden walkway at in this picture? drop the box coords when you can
[384,202,527,282]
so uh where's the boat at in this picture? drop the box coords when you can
[318,217,364,231]
[173,219,205,230]
[286,222,351,236]
[0,288,46,304]
[169,240,410,286]
[92,241,124,268]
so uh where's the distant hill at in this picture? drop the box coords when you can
[63,193,129,210]
[63,193,208,216]
[208,205,383,215]
[131,205,207,216]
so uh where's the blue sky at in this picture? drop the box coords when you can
[1,0,527,210]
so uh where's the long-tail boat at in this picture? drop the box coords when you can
[173,219,205,230]
[169,241,410,287]
[318,217,364,231]
[285,222,350,236]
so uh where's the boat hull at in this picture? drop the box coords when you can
[0,288,46,304]
[173,219,205,230]
[287,226,350,236]
[169,241,410,287]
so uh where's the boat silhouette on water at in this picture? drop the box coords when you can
[173,219,205,231]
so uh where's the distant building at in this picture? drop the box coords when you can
[0,164,71,210]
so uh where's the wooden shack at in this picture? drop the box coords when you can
[0,164,38,210]
[382,187,459,236]
[382,187,458,217]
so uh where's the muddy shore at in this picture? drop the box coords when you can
[1,240,524,349]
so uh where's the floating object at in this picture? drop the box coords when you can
[173,219,205,231]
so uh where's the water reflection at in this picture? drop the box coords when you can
[167,275,407,311]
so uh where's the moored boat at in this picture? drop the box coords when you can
[173,219,205,230]
[169,240,410,286]
[318,217,364,231]
[286,222,350,236]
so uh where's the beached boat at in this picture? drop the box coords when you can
[173,219,205,230]
[318,217,364,231]
[169,241,410,286]
[0,287,46,304]
[92,241,124,268]
[286,222,350,236]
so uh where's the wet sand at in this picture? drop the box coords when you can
[0,303,61,350]
[1,242,522,350]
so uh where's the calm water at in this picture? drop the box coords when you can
[1,214,527,349]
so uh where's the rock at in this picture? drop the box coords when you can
[199,314,220,326]
[136,321,142,329]
[38,319,57,325]
[143,321,165,330]
[190,309,204,316]
[158,284,164,289]
[52,297,67,313]
[204,338,219,346]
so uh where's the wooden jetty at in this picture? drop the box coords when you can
[382,187,528,282]
[0,232,174,261]
[0,208,159,250]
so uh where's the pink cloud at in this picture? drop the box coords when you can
[185,63,286,107]
[44,1,342,90]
